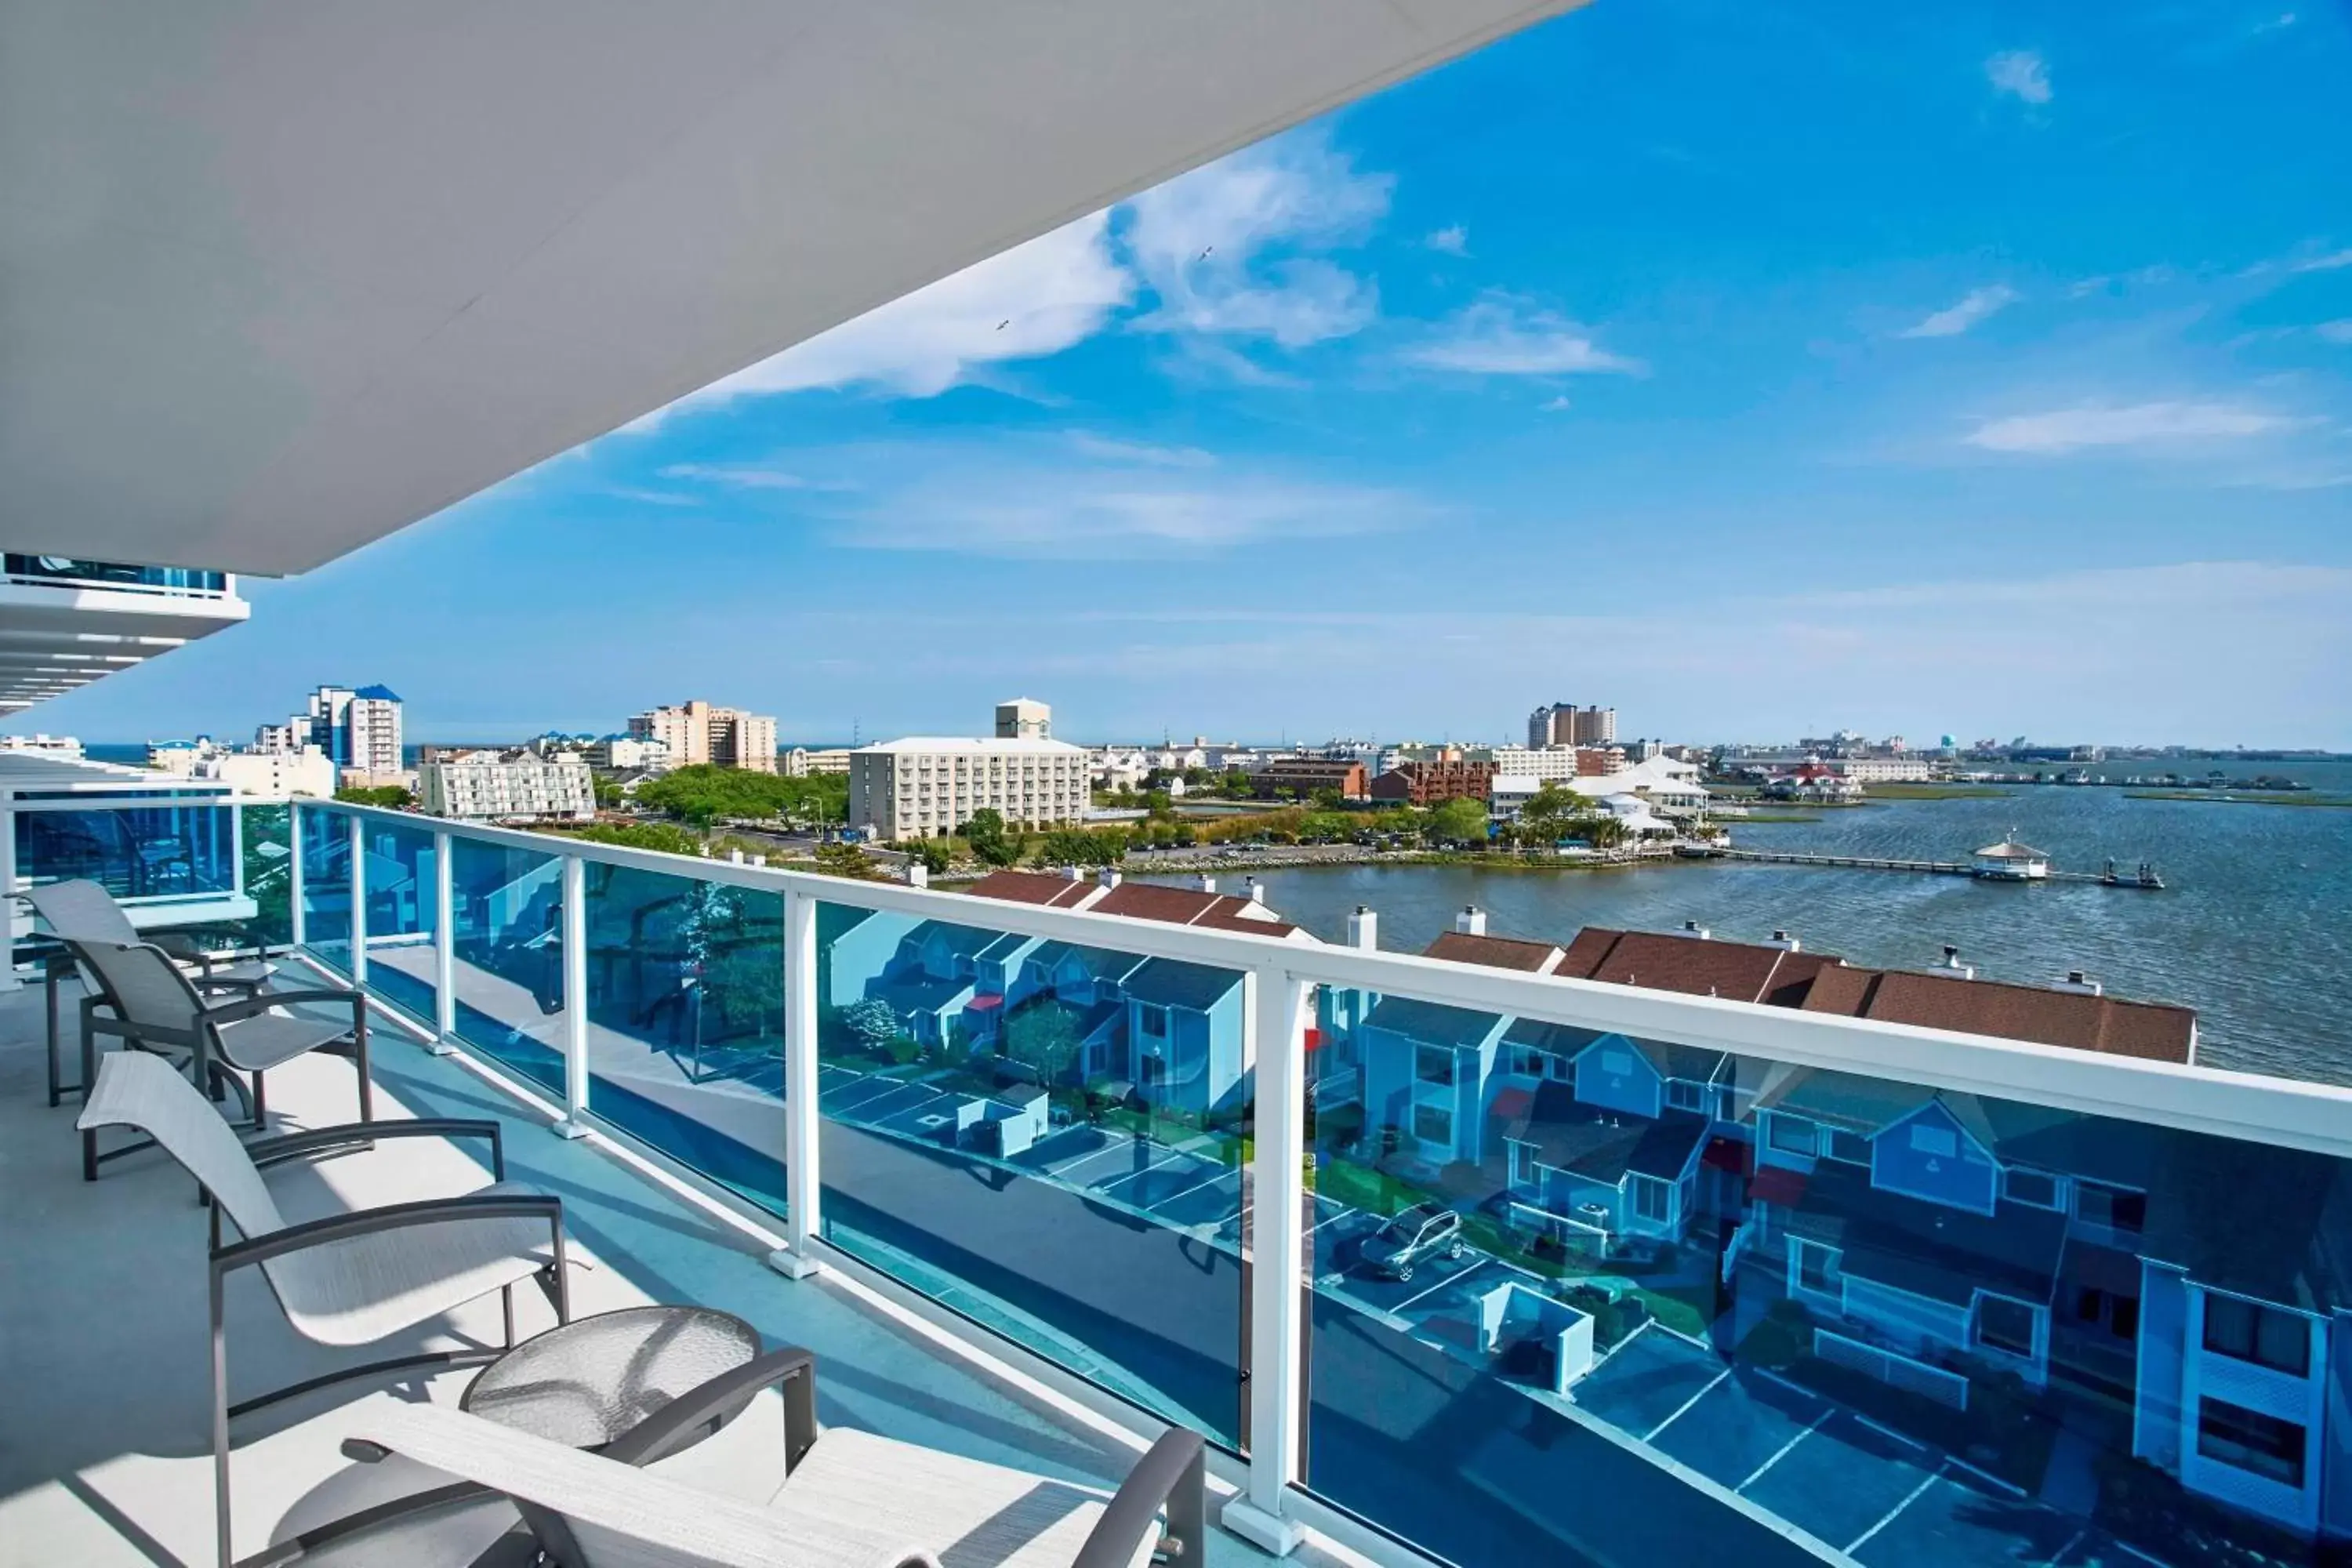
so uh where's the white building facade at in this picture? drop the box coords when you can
[849,737,1091,840]
[627,700,777,771]
[418,750,595,821]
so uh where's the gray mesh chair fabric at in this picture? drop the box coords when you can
[463,1307,760,1448]
[27,877,276,990]
[76,1052,560,1345]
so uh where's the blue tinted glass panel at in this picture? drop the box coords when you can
[448,837,566,1094]
[581,865,786,1214]
[814,899,1248,1447]
[358,819,438,1025]
[1305,982,2352,1568]
[297,806,352,974]
[240,804,293,949]
[18,803,238,902]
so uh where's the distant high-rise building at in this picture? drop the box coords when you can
[995,698,1052,740]
[1528,702,1614,748]
[271,684,403,780]
[626,700,777,771]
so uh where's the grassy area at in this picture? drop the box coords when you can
[2123,790,2352,808]
[1310,1156,1421,1218]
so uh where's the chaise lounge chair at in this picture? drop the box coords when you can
[337,1350,1207,1568]
[76,1051,573,1568]
[26,876,285,1106]
[72,936,373,1178]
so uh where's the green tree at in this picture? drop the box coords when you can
[906,837,953,876]
[1145,789,1174,819]
[815,841,884,880]
[1311,788,1345,811]
[1427,797,1490,846]
[334,784,412,808]
[840,996,901,1051]
[1516,782,1577,844]
[1002,1002,1083,1084]
[590,775,623,810]
[547,819,705,856]
[964,808,1018,866]
[635,764,848,828]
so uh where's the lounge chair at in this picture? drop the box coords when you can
[75,1051,572,1568]
[72,937,372,1178]
[26,877,283,1106]
[336,1343,1206,1568]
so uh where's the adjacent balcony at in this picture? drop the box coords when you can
[5,793,2350,1568]
[0,555,249,713]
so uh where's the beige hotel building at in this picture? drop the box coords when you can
[848,736,1091,840]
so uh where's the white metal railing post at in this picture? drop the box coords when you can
[771,887,822,1278]
[552,854,591,1138]
[1225,961,1309,1556]
[346,812,368,985]
[430,829,457,1054]
[288,803,306,948]
[0,789,17,992]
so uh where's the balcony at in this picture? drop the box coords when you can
[0,555,249,713]
[7,797,2352,1567]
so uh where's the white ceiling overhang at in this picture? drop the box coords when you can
[1,1,1575,578]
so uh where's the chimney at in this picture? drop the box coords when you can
[1098,867,1122,889]
[1676,920,1711,941]
[1245,877,1265,905]
[1455,906,1486,937]
[1766,929,1801,952]
[728,848,744,865]
[905,862,928,888]
[2053,970,2104,996]
[1938,944,1976,980]
[1193,873,1218,894]
[750,854,767,868]
[1064,866,1085,882]
[1348,906,1379,950]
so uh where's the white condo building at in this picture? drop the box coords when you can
[417,749,595,822]
[850,736,1091,840]
[627,700,777,772]
[994,698,1051,740]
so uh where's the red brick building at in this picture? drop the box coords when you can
[1247,757,1368,800]
[1368,759,1497,806]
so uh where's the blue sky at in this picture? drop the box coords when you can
[44,0,2352,748]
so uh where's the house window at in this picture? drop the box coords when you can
[2074,1181,2147,1235]
[1909,1123,1958,1158]
[1666,1080,1704,1112]
[1824,1129,1871,1165]
[1417,1045,1456,1086]
[1599,1048,1634,1076]
[1414,1104,1453,1145]
[2004,1168,2060,1208]
[1976,1295,2038,1359]
[2197,1398,2307,1488]
[1139,1055,1165,1086]
[1794,1240,1841,1296]
[1767,1114,1819,1157]
[2076,1287,2140,1341]
[1632,1176,1672,1223]
[2203,1295,2310,1377]
[1138,1004,1169,1041]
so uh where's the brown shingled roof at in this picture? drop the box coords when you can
[1421,931,1565,974]
[1803,968,2196,1063]
[1555,927,1842,1005]
[962,869,1098,909]
[1192,907,1302,939]
[1091,882,1226,924]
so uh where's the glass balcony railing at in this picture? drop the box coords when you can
[17,801,241,902]
[814,898,1250,1446]
[281,799,2352,1568]
[1,554,230,596]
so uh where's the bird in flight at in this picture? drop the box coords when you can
[996,319,1011,331]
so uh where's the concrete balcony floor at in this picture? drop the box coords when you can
[0,982,1289,1567]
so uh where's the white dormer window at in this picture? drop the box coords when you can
[1910,1124,1958,1158]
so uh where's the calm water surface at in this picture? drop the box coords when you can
[1156,760,2352,1086]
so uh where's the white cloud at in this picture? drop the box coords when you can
[1963,401,2300,454]
[1539,395,1573,412]
[1407,297,1645,376]
[1065,434,1216,468]
[1985,49,2052,105]
[2291,249,2352,274]
[1425,225,1470,256]
[2317,320,2352,344]
[638,212,1132,419]
[659,463,814,490]
[1900,285,2019,339]
[1123,129,1392,347]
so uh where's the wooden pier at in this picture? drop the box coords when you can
[1686,847,2165,888]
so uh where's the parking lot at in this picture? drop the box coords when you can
[1573,1323,2171,1568]
[818,1064,1253,1232]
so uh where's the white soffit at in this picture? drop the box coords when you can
[0,1,1577,577]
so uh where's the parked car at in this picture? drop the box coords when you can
[1358,1203,1464,1281]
